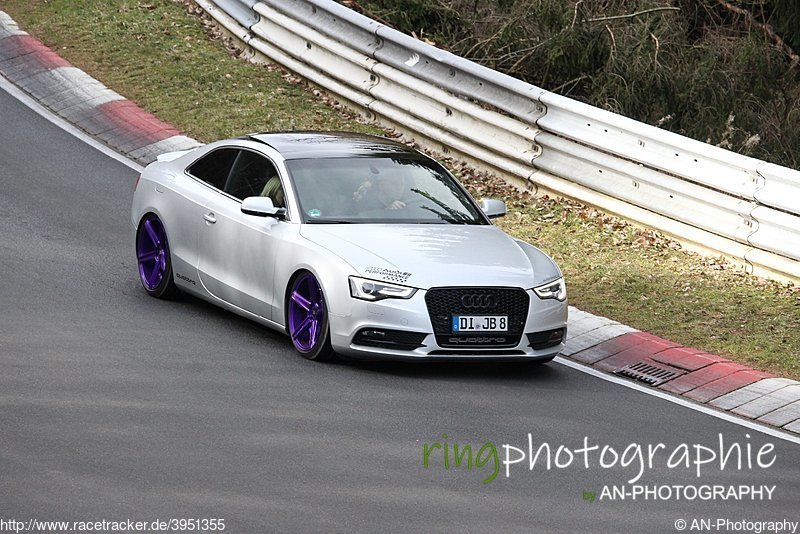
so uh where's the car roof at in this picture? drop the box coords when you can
[244,131,419,159]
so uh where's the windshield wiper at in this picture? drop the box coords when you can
[305,219,353,224]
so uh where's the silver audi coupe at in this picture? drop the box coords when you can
[131,132,568,362]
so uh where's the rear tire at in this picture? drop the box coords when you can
[287,271,335,361]
[135,214,178,299]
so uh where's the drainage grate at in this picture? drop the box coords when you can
[614,360,684,386]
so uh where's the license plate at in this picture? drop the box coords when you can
[452,315,508,332]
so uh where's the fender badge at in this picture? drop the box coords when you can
[365,266,412,284]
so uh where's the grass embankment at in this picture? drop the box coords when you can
[3,0,799,378]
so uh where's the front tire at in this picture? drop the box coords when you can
[287,271,335,361]
[135,214,177,299]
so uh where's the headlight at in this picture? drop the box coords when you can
[349,276,417,301]
[534,277,566,301]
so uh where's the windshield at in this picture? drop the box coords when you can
[285,156,488,224]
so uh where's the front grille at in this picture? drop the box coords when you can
[352,328,427,351]
[425,287,529,348]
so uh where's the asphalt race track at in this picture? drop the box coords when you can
[1,85,799,533]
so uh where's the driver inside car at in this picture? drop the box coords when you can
[260,174,286,208]
[354,173,408,211]
[375,174,406,210]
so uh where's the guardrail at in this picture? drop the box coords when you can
[196,0,800,283]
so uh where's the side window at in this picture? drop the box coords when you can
[186,148,239,190]
[223,150,281,203]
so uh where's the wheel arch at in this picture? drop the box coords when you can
[275,237,357,327]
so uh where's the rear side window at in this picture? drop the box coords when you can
[186,148,239,190]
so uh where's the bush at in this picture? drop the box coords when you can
[350,0,800,169]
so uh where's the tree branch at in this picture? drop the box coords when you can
[650,32,661,67]
[605,24,617,62]
[714,0,800,69]
[570,0,584,29]
[583,6,681,24]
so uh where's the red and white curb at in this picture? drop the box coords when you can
[2,10,799,436]
[0,11,199,165]
[564,307,800,434]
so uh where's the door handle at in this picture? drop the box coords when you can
[203,212,217,224]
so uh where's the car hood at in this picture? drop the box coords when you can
[300,224,557,290]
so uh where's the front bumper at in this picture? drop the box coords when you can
[328,288,568,361]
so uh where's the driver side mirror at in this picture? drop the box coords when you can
[480,198,507,219]
[242,196,286,219]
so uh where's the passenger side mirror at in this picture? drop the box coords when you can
[480,198,507,219]
[242,196,286,219]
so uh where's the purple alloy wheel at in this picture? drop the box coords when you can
[288,273,326,353]
[136,218,168,291]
